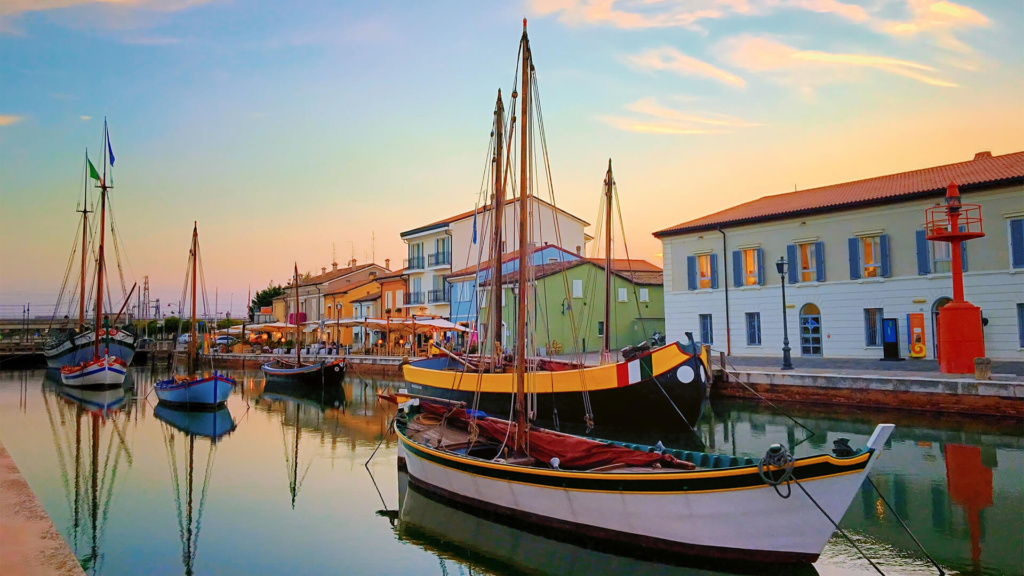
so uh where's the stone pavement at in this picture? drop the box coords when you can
[720,355,1024,378]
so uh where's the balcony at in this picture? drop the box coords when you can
[404,256,425,270]
[405,291,425,306]
[428,251,452,268]
[428,287,450,304]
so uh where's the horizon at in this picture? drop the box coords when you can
[2,0,1022,319]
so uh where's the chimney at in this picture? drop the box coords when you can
[322,267,327,274]
[973,151,991,161]
[332,261,338,271]
[385,258,390,269]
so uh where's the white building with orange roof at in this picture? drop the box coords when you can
[654,151,1024,362]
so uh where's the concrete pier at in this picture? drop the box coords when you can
[0,443,84,576]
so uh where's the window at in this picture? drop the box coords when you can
[1009,219,1024,269]
[699,254,712,288]
[639,288,649,302]
[699,314,713,345]
[597,321,605,336]
[385,292,393,310]
[786,242,825,283]
[686,253,719,290]
[745,313,761,346]
[572,279,583,299]
[932,239,952,274]
[799,243,817,282]
[849,235,890,279]
[862,237,880,277]
[864,308,884,347]
[617,287,628,302]
[1018,303,1024,348]
[396,289,404,306]
[742,249,759,285]
[799,304,822,356]
[501,289,506,307]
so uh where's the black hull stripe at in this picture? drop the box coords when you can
[399,432,871,493]
[406,474,820,565]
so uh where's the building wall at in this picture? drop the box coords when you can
[323,281,379,345]
[379,277,408,318]
[660,185,1024,360]
[479,263,664,354]
[402,228,450,318]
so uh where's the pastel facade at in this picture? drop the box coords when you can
[655,151,1024,362]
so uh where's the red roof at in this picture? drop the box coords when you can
[654,151,1024,237]
[401,196,589,238]
[481,259,663,287]
[446,245,579,279]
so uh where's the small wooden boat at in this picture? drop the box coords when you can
[155,223,236,408]
[261,263,346,387]
[60,354,128,388]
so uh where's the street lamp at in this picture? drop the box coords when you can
[776,257,794,371]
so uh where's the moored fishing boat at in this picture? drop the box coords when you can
[261,264,346,387]
[155,222,236,408]
[60,354,127,389]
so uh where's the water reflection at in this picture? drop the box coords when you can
[40,377,134,575]
[154,405,235,576]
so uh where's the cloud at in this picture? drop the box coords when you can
[1,0,213,34]
[530,0,869,29]
[600,98,760,134]
[625,47,746,87]
[878,0,988,37]
[0,115,25,126]
[721,36,957,88]
[80,115,93,121]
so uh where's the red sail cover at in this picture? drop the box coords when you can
[420,403,695,471]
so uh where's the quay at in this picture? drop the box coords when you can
[0,443,85,576]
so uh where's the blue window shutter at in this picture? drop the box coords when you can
[1011,219,1024,269]
[848,237,861,280]
[879,234,891,278]
[786,244,798,284]
[915,230,930,275]
[732,250,742,288]
[814,241,826,282]
[756,248,764,286]
[959,225,968,272]
[710,254,719,289]
[686,256,697,291]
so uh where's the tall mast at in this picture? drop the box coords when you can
[92,138,109,359]
[489,90,506,368]
[294,263,301,365]
[602,159,613,360]
[188,222,198,371]
[514,19,531,451]
[78,152,91,331]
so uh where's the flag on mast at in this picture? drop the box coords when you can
[107,128,115,166]
[87,152,102,182]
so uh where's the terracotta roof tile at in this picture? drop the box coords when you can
[447,245,579,279]
[654,151,1024,237]
[401,197,589,238]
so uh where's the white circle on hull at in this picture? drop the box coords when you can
[677,365,695,383]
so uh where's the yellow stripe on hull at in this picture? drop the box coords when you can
[402,343,700,394]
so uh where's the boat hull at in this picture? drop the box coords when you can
[155,373,235,408]
[397,423,894,564]
[59,355,127,389]
[261,359,346,387]
[403,342,707,426]
[154,404,236,440]
[44,329,136,369]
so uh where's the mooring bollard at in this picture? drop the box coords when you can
[974,357,992,381]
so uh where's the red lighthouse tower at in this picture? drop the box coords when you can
[926,182,986,374]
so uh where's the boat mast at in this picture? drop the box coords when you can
[489,90,506,369]
[92,124,110,359]
[78,154,91,331]
[602,159,613,361]
[513,19,531,452]
[189,222,198,372]
[294,263,301,365]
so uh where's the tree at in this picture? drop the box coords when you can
[217,318,242,330]
[164,316,181,334]
[249,282,285,321]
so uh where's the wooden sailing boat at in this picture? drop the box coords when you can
[391,20,897,565]
[155,223,236,407]
[60,123,132,388]
[45,123,137,370]
[401,33,706,430]
[155,403,235,576]
[261,263,346,386]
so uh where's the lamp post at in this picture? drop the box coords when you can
[776,257,794,371]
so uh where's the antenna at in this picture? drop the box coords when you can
[372,231,376,263]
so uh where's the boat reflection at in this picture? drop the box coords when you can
[155,403,236,575]
[392,472,816,576]
[41,378,135,575]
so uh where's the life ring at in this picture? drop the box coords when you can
[334,365,341,372]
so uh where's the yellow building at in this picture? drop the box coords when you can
[323,278,380,346]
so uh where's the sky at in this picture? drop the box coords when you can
[1,0,1022,319]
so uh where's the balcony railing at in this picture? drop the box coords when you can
[404,256,425,270]
[428,287,450,304]
[428,251,452,267]
[405,291,425,306]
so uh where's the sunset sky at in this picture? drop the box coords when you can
[1,0,1021,318]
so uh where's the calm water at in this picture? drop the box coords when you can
[0,368,1021,576]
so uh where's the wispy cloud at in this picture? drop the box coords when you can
[1,0,214,35]
[0,115,25,126]
[80,115,93,121]
[625,47,746,87]
[721,36,957,89]
[601,97,760,135]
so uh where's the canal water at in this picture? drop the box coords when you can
[0,368,1020,576]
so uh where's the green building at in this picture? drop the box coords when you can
[478,259,664,355]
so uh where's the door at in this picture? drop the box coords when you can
[931,297,952,359]
[800,303,823,356]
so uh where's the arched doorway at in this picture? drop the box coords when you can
[800,303,823,356]
[932,297,952,359]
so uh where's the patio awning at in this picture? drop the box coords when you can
[327,317,467,334]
